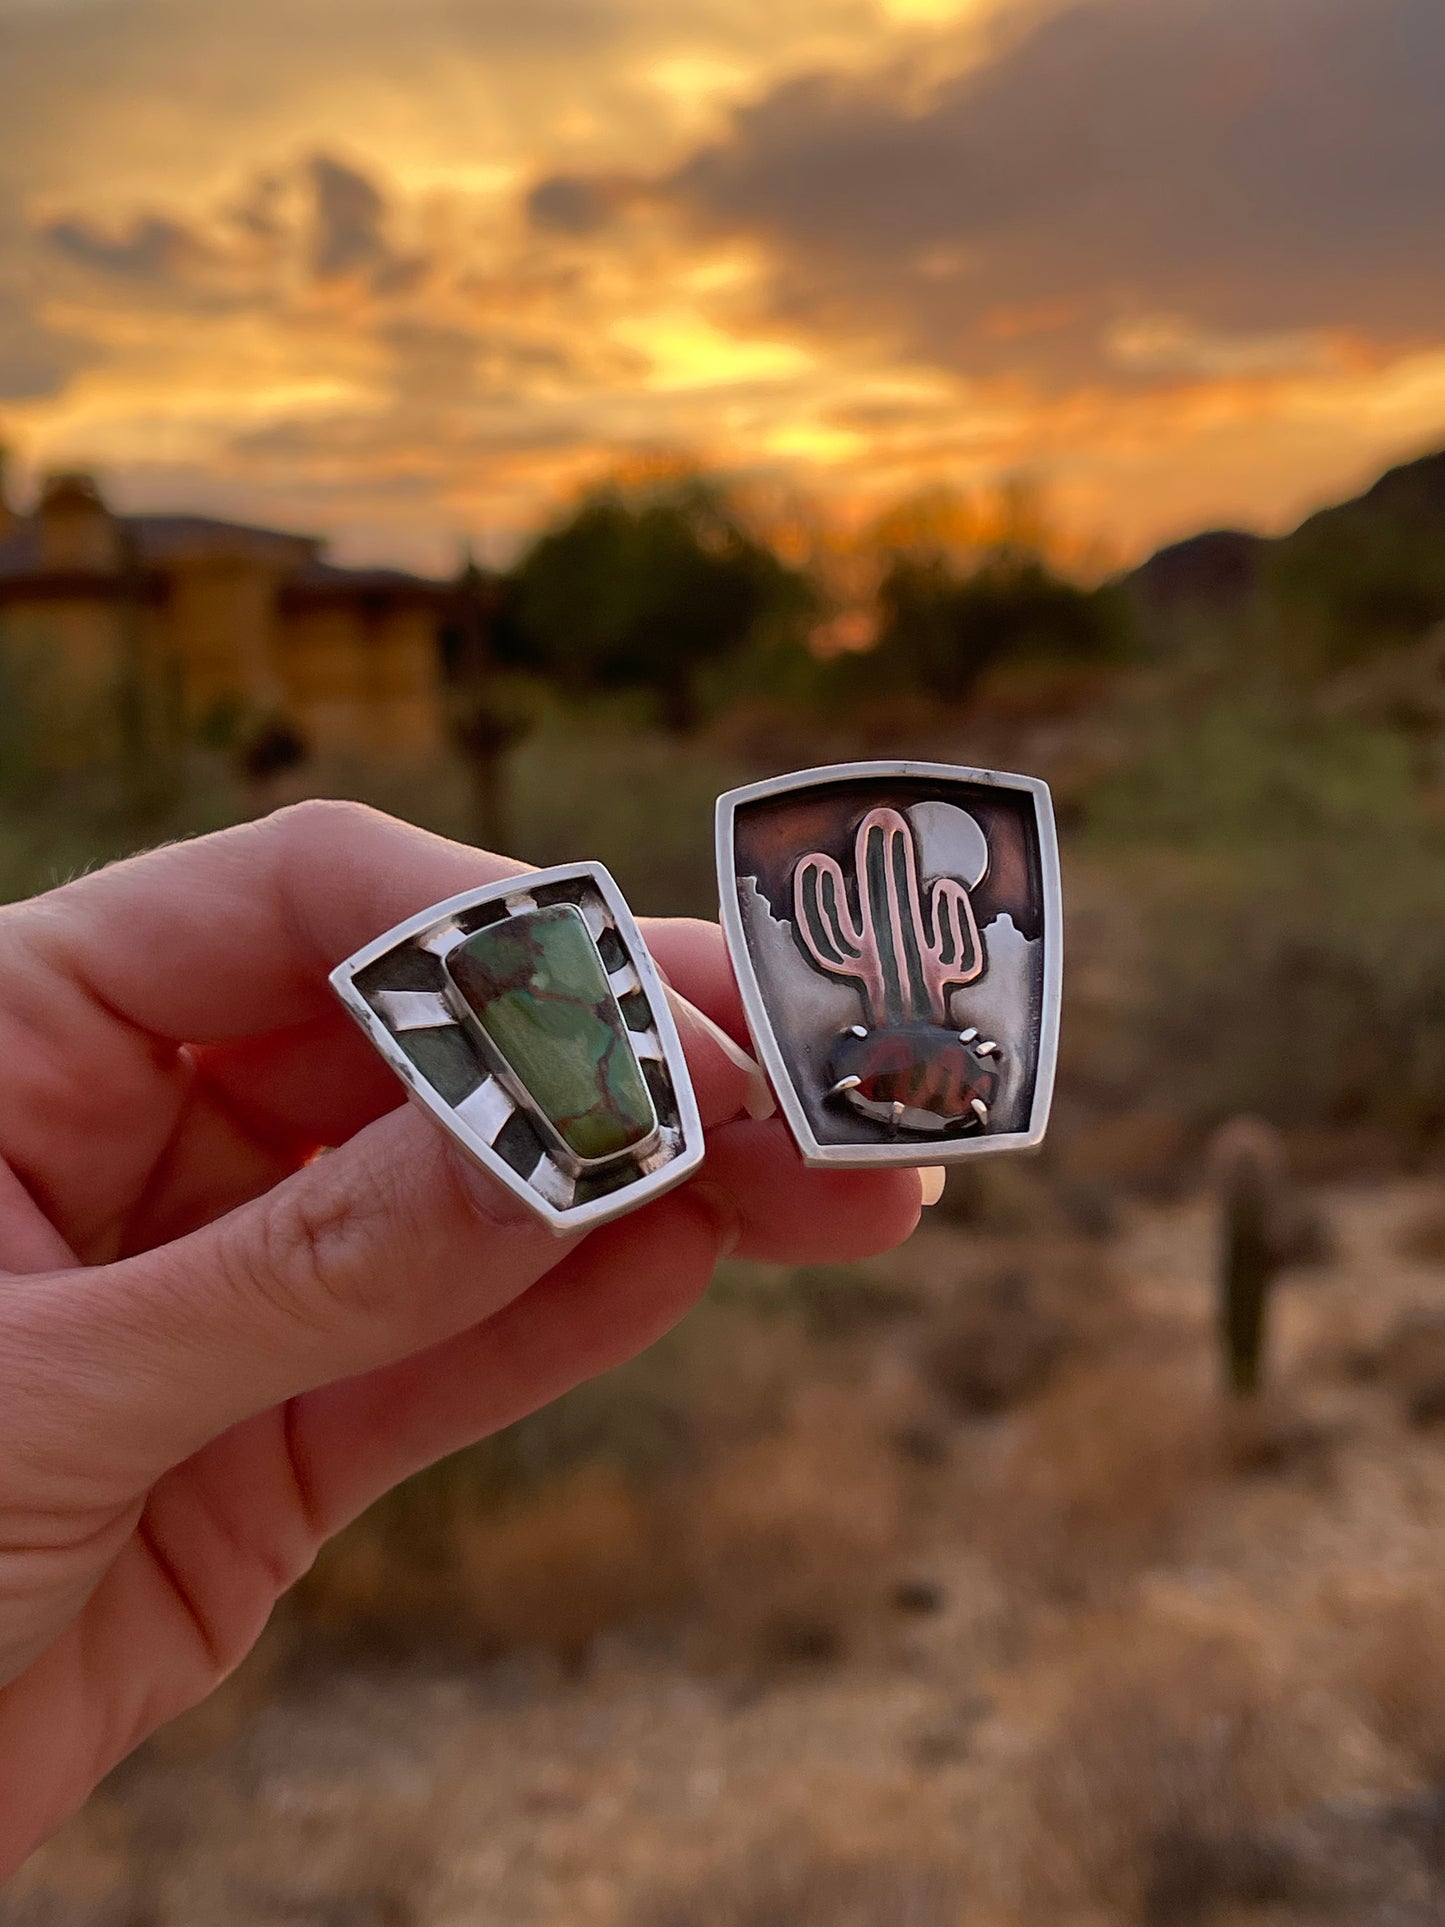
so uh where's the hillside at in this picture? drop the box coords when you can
[1132,447,1445,640]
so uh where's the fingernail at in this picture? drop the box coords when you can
[685,1180,744,1259]
[666,988,776,1121]
[919,1167,947,1208]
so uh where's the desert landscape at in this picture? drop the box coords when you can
[14,1122,1445,1926]
[8,273,1445,1922]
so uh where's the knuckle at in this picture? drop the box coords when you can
[267,795,388,857]
[229,1167,396,1333]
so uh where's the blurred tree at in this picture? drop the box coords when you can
[440,558,534,852]
[869,485,987,566]
[509,475,810,730]
[867,475,1054,572]
[828,547,1127,709]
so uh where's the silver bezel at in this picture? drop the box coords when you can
[330,862,705,1233]
[716,760,1063,1169]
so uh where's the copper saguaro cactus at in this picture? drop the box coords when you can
[794,807,984,1027]
[792,807,1002,1134]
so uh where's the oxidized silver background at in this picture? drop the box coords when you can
[720,763,1060,1165]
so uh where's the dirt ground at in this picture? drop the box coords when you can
[13,1179,1445,1927]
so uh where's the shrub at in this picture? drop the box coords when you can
[682,1386,905,1668]
[919,1270,1072,1417]
[1355,1592,1445,1782]
[1025,1625,1328,1921]
[1159,852,1445,1142]
[295,1465,677,1665]
[636,1854,959,1927]
[971,1358,1218,1602]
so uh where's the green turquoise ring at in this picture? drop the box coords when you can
[330,864,704,1232]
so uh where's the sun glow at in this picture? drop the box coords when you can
[612,312,816,391]
[879,0,976,18]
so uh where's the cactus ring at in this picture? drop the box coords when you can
[717,762,1062,1168]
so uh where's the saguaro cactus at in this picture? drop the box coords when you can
[1210,1118,1291,1398]
[793,808,1000,1135]
[794,807,984,1028]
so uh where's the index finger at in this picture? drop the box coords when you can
[12,799,750,1044]
[12,801,529,1042]
[6,803,767,1191]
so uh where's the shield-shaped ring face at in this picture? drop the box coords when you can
[717,762,1062,1169]
[329,863,704,1232]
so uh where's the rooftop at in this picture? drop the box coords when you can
[0,506,446,596]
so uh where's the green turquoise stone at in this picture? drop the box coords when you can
[444,904,657,1164]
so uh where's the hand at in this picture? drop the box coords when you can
[0,803,923,1869]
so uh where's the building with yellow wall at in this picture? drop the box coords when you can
[0,462,451,772]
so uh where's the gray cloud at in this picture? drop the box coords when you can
[35,153,430,304]
[308,153,388,280]
[377,317,583,403]
[637,0,1445,386]
[44,211,211,280]
[225,172,286,242]
[0,295,83,402]
[0,205,97,401]
[527,173,630,236]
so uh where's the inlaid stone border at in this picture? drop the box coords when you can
[330,863,705,1233]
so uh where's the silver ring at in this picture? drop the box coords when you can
[717,760,1061,1168]
[330,863,704,1232]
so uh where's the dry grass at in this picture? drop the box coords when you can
[1395,1197,1445,1266]
[38,1177,1445,1927]
[1355,1591,1445,1784]
[1,1736,444,1927]
[1215,1393,1339,1482]
[1359,1304,1445,1426]
[1056,1110,1194,1197]
[1022,1623,1332,1923]
[218,1820,437,1927]
[289,1232,1164,1669]
[682,1385,907,1667]
[918,1270,1070,1418]
[298,1466,679,1667]
[290,1279,828,1663]
[634,1852,961,1927]
[932,1158,1119,1240]
[297,1380,911,1674]
[968,1355,1221,1603]
[788,1264,927,1343]
[459,1469,682,1667]
[914,1243,1122,1421]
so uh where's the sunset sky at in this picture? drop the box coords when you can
[2,0,1443,572]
